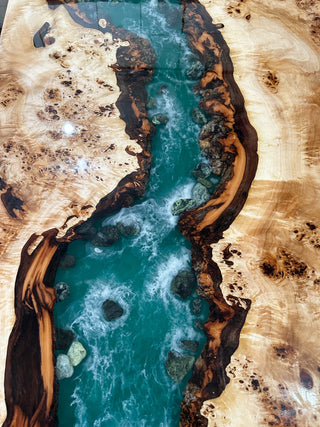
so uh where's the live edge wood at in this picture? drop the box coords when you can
[1,0,319,426]
[178,2,258,425]
[179,0,320,426]
[0,0,154,425]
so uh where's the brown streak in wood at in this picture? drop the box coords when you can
[3,1,155,425]
[4,230,60,427]
[179,1,258,425]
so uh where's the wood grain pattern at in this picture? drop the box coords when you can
[0,0,319,425]
[0,0,154,424]
[177,2,257,425]
[179,0,320,425]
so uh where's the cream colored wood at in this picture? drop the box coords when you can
[199,0,320,425]
[0,0,142,422]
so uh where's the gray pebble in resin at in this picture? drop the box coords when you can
[116,221,141,236]
[171,198,196,216]
[92,225,120,247]
[75,220,97,240]
[186,61,204,80]
[179,340,199,353]
[55,328,75,351]
[191,298,202,315]
[55,354,74,380]
[192,183,211,206]
[192,107,208,125]
[171,270,196,300]
[146,96,157,109]
[67,341,87,367]
[191,162,212,180]
[200,119,231,141]
[194,319,204,331]
[196,177,213,189]
[151,113,169,125]
[54,282,70,302]
[165,351,195,382]
[102,299,124,321]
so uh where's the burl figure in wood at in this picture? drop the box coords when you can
[0,0,319,426]
[179,0,320,426]
[0,0,155,424]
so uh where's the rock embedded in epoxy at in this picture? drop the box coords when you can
[67,341,87,367]
[192,107,208,125]
[55,328,75,351]
[193,319,204,331]
[116,221,141,236]
[171,270,196,299]
[146,96,157,109]
[54,282,70,302]
[199,118,231,141]
[55,354,74,380]
[191,298,202,315]
[191,162,212,180]
[151,113,169,125]
[196,177,213,190]
[0,4,157,424]
[210,159,224,176]
[165,350,195,382]
[192,183,211,206]
[75,220,97,240]
[179,340,199,353]
[171,198,196,216]
[186,60,205,80]
[58,253,76,269]
[102,299,124,321]
[92,225,120,247]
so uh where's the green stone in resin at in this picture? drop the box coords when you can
[171,198,196,215]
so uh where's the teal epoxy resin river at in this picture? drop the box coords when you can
[54,1,216,425]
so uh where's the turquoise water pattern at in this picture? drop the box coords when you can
[54,1,216,425]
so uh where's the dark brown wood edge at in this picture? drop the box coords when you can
[178,1,258,425]
[3,2,155,425]
[4,230,65,427]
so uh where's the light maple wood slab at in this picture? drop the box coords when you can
[198,0,320,425]
[0,0,151,423]
[0,0,319,425]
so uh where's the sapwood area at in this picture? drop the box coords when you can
[0,0,319,425]
[181,0,320,425]
[0,1,154,424]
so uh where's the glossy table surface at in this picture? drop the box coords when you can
[0,0,319,426]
